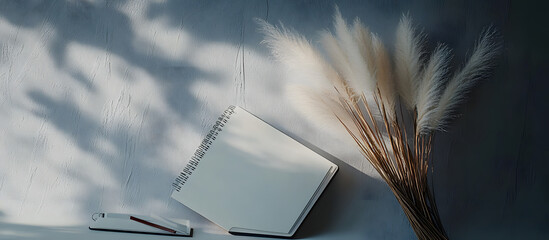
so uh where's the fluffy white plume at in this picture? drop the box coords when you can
[258,19,356,139]
[429,28,499,130]
[259,20,333,91]
[353,19,376,76]
[415,44,451,135]
[328,7,376,95]
[260,9,498,141]
[286,85,360,142]
[319,31,356,99]
[371,34,397,120]
[394,15,423,109]
[353,21,391,119]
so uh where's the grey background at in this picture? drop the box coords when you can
[0,0,547,239]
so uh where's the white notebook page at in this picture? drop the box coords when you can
[171,107,334,234]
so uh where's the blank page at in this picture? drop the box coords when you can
[171,107,334,234]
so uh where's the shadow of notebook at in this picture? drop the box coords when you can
[171,106,338,237]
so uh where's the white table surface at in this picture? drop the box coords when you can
[1,1,547,239]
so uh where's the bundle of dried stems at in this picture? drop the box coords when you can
[260,8,498,240]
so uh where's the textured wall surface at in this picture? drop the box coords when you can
[0,0,547,239]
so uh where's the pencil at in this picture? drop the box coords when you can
[129,216,177,234]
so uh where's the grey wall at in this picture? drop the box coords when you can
[0,0,547,239]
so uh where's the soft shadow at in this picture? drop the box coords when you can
[2,0,548,239]
[0,222,85,240]
[0,221,195,240]
[25,89,176,219]
[0,0,220,123]
[283,132,414,239]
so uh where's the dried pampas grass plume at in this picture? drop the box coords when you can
[429,28,500,131]
[258,19,358,141]
[371,34,397,120]
[415,44,451,135]
[394,15,424,110]
[258,20,333,91]
[260,8,499,240]
[332,7,377,95]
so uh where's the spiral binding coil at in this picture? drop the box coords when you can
[172,105,236,192]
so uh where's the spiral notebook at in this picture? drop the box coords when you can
[171,106,338,237]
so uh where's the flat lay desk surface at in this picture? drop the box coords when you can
[1,1,547,239]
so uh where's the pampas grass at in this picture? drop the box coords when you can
[395,15,424,110]
[429,28,499,131]
[416,44,451,135]
[260,8,498,240]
